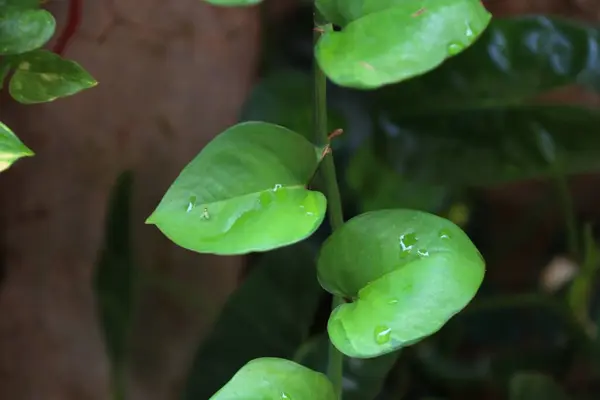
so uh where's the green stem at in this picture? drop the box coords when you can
[314,17,345,399]
[554,167,578,257]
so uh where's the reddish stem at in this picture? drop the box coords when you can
[52,0,82,56]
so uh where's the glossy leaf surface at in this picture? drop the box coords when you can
[210,358,335,400]
[0,121,33,172]
[147,122,327,255]
[315,0,491,89]
[296,334,399,400]
[8,50,97,104]
[509,372,570,400]
[318,210,484,358]
[0,9,55,55]
[185,244,322,399]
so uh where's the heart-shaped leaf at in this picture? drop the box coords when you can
[203,0,261,6]
[0,9,55,55]
[184,244,323,399]
[147,122,327,255]
[0,121,33,172]
[8,50,97,103]
[209,358,336,400]
[317,209,484,358]
[296,333,400,400]
[315,0,492,89]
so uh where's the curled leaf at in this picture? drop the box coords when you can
[317,209,484,358]
[147,122,327,255]
[209,357,336,399]
[315,0,492,89]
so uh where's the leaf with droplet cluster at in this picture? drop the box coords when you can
[0,121,33,172]
[315,0,492,89]
[8,50,97,104]
[209,358,336,399]
[317,209,484,358]
[147,122,327,255]
[0,9,55,55]
[203,0,261,6]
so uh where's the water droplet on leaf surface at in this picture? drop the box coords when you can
[374,325,392,344]
[399,233,418,257]
[201,208,210,220]
[281,392,291,399]
[439,229,451,240]
[186,196,196,213]
[273,183,283,192]
[447,42,464,55]
[388,298,399,305]
[417,248,429,257]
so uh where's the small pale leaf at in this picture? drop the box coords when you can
[8,49,97,104]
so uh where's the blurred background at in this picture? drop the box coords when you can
[2,0,600,399]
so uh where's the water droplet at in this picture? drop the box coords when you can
[465,23,474,38]
[186,196,197,213]
[388,298,399,305]
[439,229,451,240]
[417,248,429,257]
[281,392,291,399]
[273,183,283,192]
[374,325,392,344]
[201,208,210,220]
[399,233,418,257]
[447,42,464,55]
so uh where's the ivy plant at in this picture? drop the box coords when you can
[0,0,96,172]
[149,0,492,398]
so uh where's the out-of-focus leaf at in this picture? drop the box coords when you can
[375,16,600,115]
[240,69,346,141]
[0,9,55,55]
[0,59,10,89]
[209,358,335,400]
[0,0,40,8]
[315,0,491,89]
[147,122,327,255]
[8,50,97,103]
[346,140,449,212]
[357,17,600,193]
[0,121,33,172]
[377,105,600,187]
[184,243,323,400]
[295,333,399,400]
[509,371,570,400]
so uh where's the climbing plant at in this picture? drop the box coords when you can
[0,0,95,172]
[148,0,492,398]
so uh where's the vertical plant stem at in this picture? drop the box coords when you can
[314,16,344,399]
[554,169,578,257]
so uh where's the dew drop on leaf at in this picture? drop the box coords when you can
[186,195,197,213]
[374,325,392,344]
[388,298,399,305]
[399,233,418,257]
[447,42,464,55]
[273,183,283,191]
[281,392,291,399]
[201,208,210,220]
[438,229,451,240]
[417,248,429,257]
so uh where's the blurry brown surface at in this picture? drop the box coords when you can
[0,0,260,399]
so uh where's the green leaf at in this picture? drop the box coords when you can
[0,9,55,55]
[509,371,570,400]
[8,50,97,104]
[0,120,33,172]
[317,209,484,358]
[147,122,327,255]
[0,58,10,90]
[315,0,492,89]
[209,358,336,400]
[296,334,399,400]
[203,0,261,6]
[185,244,323,399]
[375,17,600,115]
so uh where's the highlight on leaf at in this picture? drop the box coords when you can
[146,121,328,255]
[209,357,336,400]
[317,209,485,358]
